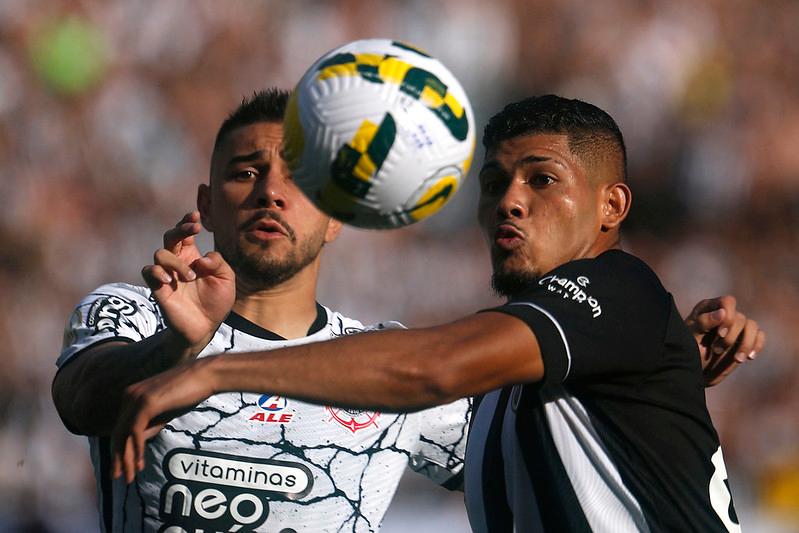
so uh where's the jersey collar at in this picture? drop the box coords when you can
[223,303,328,341]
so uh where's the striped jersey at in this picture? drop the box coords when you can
[58,283,470,533]
[465,250,739,533]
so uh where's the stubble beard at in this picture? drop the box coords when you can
[222,235,324,291]
[490,251,540,298]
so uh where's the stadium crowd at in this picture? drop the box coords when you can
[0,0,796,531]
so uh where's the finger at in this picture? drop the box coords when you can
[750,330,766,359]
[712,296,738,339]
[689,296,737,336]
[691,307,726,335]
[141,264,173,289]
[163,215,202,251]
[192,251,231,277]
[154,248,196,282]
[124,436,137,484]
[734,319,759,361]
[710,312,746,358]
[705,357,741,387]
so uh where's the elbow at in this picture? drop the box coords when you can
[52,369,101,436]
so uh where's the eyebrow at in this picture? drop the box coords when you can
[225,150,264,168]
[480,154,566,175]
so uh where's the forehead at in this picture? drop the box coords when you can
[484,133,576,169]
[217,121,283,157]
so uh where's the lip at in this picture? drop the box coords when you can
[243,217,290,242]
[493,223,525,250]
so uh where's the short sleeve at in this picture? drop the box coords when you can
[58,283,163,368]
[489,251,670,384]
[362,319,471,488]
[409,397,472,488]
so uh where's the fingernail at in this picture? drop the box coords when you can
[187,269,197,281]
[711,310,724,320]
[162,273,173,283]
[713,345,725,355]
[747,351,757,360]
[735,352,747,363]
[718,327,728,338]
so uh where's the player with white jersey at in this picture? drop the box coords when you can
[53,88,468,533]
[59,283,467,532]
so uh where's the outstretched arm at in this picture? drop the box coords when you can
[52,212,235,435]
[112,311,542,482]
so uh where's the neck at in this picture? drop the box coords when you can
[232,260,322,339]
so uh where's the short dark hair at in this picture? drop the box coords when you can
[213,88,290,152]
[482,95,627,182]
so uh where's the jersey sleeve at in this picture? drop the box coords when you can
[489,251,671,384]
[58,283,163,368]
[361,320,471,488]
[408,397,472,489]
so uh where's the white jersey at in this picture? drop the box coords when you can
[58,283,470,533]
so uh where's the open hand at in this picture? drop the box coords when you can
[141,212,235,352]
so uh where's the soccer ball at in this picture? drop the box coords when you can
[283,39,475,229]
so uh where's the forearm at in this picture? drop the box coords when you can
[208,313,542,411]
[54,328,201,435]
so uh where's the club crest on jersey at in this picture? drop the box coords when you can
[249,395,293,423]
[86,294,138,333]
[325,406,380,433]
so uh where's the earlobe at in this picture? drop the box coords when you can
[601,182,631,231]
[197,184,213,231]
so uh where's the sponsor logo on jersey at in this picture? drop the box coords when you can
[539,274,602,318]
[325,406,380,433]
[86,294,138,333]
[249,395,293,423]
[159,448,313,532]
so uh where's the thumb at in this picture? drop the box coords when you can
[690,307,726,335]
[192,251,233,279]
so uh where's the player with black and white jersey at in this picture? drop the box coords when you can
[53,89,468,533]
[108,95,766,532]
[59,284,467,532]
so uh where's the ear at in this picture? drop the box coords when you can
[197,183,213,232]
[600,182,631,231]
[324,217,343,244]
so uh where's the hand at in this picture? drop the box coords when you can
[141,213,236,352]
[163,211,204,266]
[685,296,766,387]
[111,358,217,483]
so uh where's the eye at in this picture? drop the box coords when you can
[529,174,556,188]
[480,174,506,196]
[233,170,257,181]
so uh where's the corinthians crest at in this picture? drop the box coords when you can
[325,406,380,433]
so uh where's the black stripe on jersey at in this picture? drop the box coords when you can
[98,436,113,532]
[224,303,328,339]
[480,387,514,531]
[516,386,593,533]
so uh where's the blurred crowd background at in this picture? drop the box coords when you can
[0,0,797,531]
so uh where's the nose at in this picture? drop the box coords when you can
[254,165,289,209]
[496,180,528,220]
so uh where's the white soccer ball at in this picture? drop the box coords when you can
[284,39,476,229]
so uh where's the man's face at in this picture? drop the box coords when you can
[477,133,605,296]
[201,121,340,288]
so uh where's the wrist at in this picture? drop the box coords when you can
[163,328,211,362]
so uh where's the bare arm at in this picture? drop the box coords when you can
[111,312,542,481]
[52,331,199,435]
